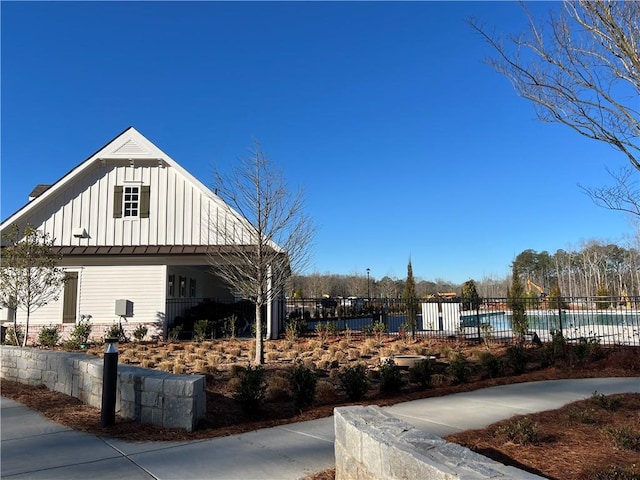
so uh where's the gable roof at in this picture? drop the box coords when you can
[1,127,231,229]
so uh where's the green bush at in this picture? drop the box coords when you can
[379,358,404,394]
[193,319,209,342]
[590,391,624,411]
[506,344,528,374]
[572,335,601,363]
[372,320,386,342]
[105,323,127,342]
[285,316,306,340]
[495,416,538,445]
[132,324,148,342]
[167,325,182,342]
[290,362,317,409]
[447,352,470,384]
[604,425,640,451]
[234,365,267,413]
[478,351,502,378]
[409,359,432,389]
[549,329,567,360]
[37,324,61,347]
[566,406,597,424]
[338,363,369,401]
[63,319,92,349]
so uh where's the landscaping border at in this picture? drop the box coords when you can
[0,346,205,431]
[334,405,544,480]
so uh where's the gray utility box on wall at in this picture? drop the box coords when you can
[115,299,133,317]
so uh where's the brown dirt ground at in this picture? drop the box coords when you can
[2,337,639,479]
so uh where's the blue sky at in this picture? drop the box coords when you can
[1,1,636,284]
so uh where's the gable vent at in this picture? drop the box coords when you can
[112,139,149,155]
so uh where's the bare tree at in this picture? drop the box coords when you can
[0,224,66,346]
[207,142,315,364]
[470,1,640,211]
[581,167,640,217]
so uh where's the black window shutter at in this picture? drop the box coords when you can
[113,186,123,218]
[140,186,150,218]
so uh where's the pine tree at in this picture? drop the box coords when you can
[508,265,528,344]
[402,259,417,339]
[461,279,480,311]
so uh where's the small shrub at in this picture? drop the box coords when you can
[379,358,404,394]
[234,365,267,413]
[285,316,306,340]
[315,380,337,404]
[140,359,154,368]
[348,348,361,360]
[168,325,182,342]
[478,351,503,378]
[372,320,386,344]
[506,344,528,374]
[193,320,209,342]
[480,322,493,347]
[447,352,470,384]
[290,362,318,408]
[572,335,601,363]
[604,425,640,451]
[566,406,598,424]
[65,319,92,348]
[439,344,452,359]
[338,363,370,401]
[105,323,128,342]
[158,361,173,372]
[266,375,292,402]
[495,416,538,445]
[583,464,640,480]
[549,329,567,360]
[431,373,445,386]
[172,361,186,374]
[265,351,280,362]
[315,322,330,344]
[133,324,148,342]
[590,391,624,411]
[37,324,61,347]
[409,359,432,389]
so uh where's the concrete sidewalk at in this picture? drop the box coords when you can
[2,377,639,480]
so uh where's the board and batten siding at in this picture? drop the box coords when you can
[25,161,251,247]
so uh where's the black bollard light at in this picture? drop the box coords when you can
[101,337,118,428]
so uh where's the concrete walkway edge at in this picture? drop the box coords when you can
[2,377,639,479]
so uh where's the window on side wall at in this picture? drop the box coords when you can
[123,186,139,217]
[168,275,175,297]
[113,185,150,218]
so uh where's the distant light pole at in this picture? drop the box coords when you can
[366,268,371,300]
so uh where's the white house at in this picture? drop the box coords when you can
[0,127,284,341]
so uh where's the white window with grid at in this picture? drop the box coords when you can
[123,186,140,217]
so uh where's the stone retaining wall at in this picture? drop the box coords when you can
[334,406,544,480]
[1,346,205,432]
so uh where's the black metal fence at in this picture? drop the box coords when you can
[166,297,258,339]
[285,296,640,347]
